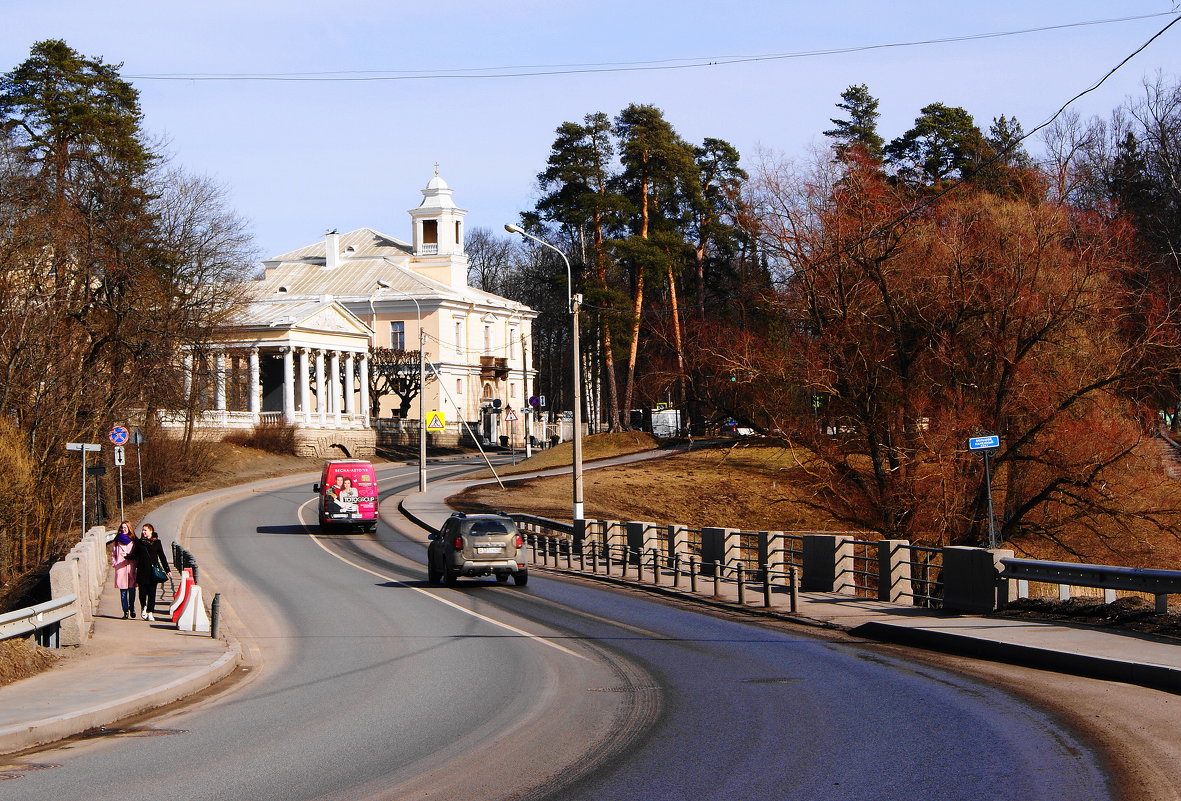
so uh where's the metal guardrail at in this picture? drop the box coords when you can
[1000,558,1181,613]
[0,594,78,647]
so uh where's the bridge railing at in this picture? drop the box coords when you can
[1000,558,1181,614]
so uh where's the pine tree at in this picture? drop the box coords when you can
[824,84,885,161]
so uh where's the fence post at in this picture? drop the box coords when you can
[651,549,660,586]
[941,546,1013,613]
[801,534,853,593]
[762,564,772,608]
[713,562,722,598]
[210,593,221,639]
[690,556,697,593]
[736,564,745,605]
[789,564,799,613]
[672,553,680,588]
[877,539,912,603]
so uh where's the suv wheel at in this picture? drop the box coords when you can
[442,562,457,586]
[512,570,528,587]
[426,560,440,584]
[495,573,509,584]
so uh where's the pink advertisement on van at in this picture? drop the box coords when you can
[322,462,377,522]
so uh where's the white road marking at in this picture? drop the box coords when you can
[298,498,585,660]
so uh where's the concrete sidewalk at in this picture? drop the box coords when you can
[0,574,238,755]
[401,468,1181,694]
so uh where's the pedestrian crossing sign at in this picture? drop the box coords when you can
[425,411,446,431]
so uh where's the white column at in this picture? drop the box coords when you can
[183,352,194,404]
[281,347,296,423]
[315,350,326,427]
[344,352,356,419]
[359,354,371,427]
[248,348,261,414]
[298,347,310,424]
[214,350,227,411]
[330,350,342,426]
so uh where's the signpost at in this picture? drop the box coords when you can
[113,445,126,521]
[968,433,1002,548]
[131,427,146,504]
[66,442,101,537]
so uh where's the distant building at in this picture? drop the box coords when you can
[174,173,537,458]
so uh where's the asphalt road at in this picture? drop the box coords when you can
[6,461,1114,800]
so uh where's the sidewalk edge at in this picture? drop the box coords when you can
[850,620,1181,693]
[0,637,241,756]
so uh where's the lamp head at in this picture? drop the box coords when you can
[376,279,391,288]
[504,223,525,235]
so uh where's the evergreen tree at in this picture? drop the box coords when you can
[824,83,885,161]
[885,102,986,185]
[612,103,700,421]
[536,112,627,429]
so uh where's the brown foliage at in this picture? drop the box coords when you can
[737,153,1181,546]
[222,419,296,455]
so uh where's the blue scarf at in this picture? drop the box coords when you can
[116,532,131,545]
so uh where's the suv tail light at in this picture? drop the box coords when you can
[453,536,465,550]
[514,534,523,549]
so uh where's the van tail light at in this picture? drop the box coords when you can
[514,534,523,549]
[454,536,465,551]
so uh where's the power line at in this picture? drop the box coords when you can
[125,12,1177,82]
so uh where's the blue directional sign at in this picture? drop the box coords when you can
[109,426,129,445]
[968,434,1000,450]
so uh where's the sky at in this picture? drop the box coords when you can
[4,1,1179,263]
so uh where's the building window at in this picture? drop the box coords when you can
[390,321,405,351]
[454,321,463,352]
[456,379,463,403]
[422,219,438,244]
[509,327,517,359]
[483,382,494,400]
[510,382,517,399]
[484,325,492,356]
[455,221,463,251]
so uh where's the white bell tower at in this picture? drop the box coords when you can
[408,170,468,287]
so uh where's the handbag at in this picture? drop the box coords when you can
[153,565,168,582]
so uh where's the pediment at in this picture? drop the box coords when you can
[297,305,371,337]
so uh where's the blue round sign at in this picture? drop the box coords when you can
[109,426,129,445]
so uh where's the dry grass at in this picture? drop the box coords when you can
[0,638,56,688]
[453,439,853,531]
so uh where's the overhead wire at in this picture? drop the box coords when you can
[124,12,1177,82]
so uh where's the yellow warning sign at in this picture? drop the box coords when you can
[425,411,446,431]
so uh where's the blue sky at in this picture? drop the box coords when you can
[4,1,1179,262]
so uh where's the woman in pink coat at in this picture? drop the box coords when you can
[110,521,139,619]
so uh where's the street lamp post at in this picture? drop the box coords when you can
[374,281,428,493]
[505,224,584,521]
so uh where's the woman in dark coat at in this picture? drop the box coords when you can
[134,523,171,621]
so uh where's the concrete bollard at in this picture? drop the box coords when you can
[877,539,912,603]
[941,547,1013,613]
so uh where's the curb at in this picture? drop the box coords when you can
[0,637,241,756]
[849,620,1181,694]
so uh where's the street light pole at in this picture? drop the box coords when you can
[505,224,584,520]
[375,281,427,493]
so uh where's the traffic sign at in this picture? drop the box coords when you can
[968,434,1000,451]
[504,408,518,422]
[538,395,546,407]
[131,427,147,445]
[109,426,129,445]
[114,445,125,466]
[66,442,101,453]
[528,396,539,407]
[425,411,446,431]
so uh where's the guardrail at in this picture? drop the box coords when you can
[0,595,78,648]
[1001,558,1181,614]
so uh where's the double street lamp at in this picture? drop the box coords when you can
[504,224,584,521]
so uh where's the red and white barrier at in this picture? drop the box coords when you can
[169,568,210,632]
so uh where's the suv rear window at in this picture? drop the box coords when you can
[469,521,510,535]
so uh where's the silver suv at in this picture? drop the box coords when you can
[427,513,528,586]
